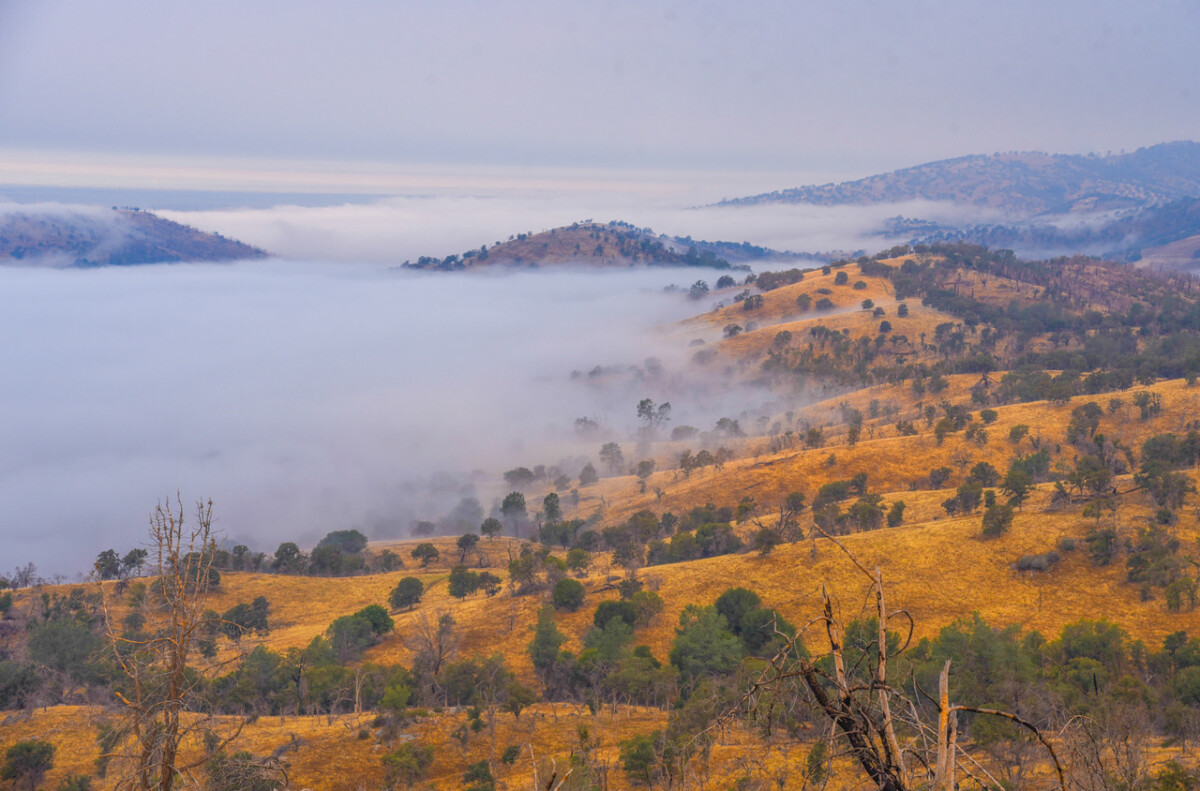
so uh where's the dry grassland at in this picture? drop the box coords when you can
[1,703,797,791]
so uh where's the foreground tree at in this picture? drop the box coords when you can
[99,496,244,791]
[723,528,1064,791]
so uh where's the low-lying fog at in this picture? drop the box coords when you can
[158,195,994,265]
[0,259,783,577]
[1,190,1001,579]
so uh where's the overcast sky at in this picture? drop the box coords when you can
[1,0,1197,191]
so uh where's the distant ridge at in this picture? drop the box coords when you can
[721,141,1200,216]
[400,220,838,272]
[0,205,267,267]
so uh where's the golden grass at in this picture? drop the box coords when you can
[690,262,895,330]
[2,703,795,791]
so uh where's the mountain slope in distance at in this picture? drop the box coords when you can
[722,141,1200,217]
[0,205,267,267]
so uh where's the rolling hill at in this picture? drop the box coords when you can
[0,205,267,266]
[7,244,1200,789]
[399,220,823,271]
[720,141,1200,217]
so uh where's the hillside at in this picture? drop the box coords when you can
[904,196,1200,263]
[0,205,267,266]
[399,220,819,272]
[720,140,1200,216]
[9,244,1200,789]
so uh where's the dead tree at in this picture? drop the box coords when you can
[98,496,246,791]
[719,527,1065,790]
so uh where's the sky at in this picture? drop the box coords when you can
[1,0,1198,577]
[1,0,1198,193]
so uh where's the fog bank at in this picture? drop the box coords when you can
[159,196,996,264]
[0,261,769,577]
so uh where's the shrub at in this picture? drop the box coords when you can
[1015,552,1060,572]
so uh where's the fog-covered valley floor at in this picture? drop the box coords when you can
[0,184,1005,577]
[0,258,767,576]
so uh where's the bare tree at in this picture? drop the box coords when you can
[405,611,460,704]
[720,527,1064,791]
[98,496,244,791]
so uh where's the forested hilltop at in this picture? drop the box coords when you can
[8,244,1200,789]
[400,220,828,272]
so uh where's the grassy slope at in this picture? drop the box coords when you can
[9,256,1200,788]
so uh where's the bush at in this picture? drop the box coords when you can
[552,578,585,611]
[1058,537,1077,552]
[1015,552,1060,572]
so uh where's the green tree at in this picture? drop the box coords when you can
[448,566,480,600]
[636,399,671,435]
[316,529,368,554]
[389,577,424,611]
[552,578,585,611]
[579,462,599,487]
[456,533,480,562]
[480,517,503,539]
[95,549,121,580]
[566,548,590,575]
[668,605,744,682]
[28,619,101,685]
[271,542,304,573]
[542,492,562,525]
[462,760,494,791]
[599,442,625,475]
[1001,466,1033,508]
[500,492,527,536]
[619,732,661,786]
[357,604,394,635]
[2,740,55,791]
[528,606,566,684]
[121,548,149,577]
[981,503,1014,537]
[381,743,434,789]
[327,614,377,663]
[410,543,439,567]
